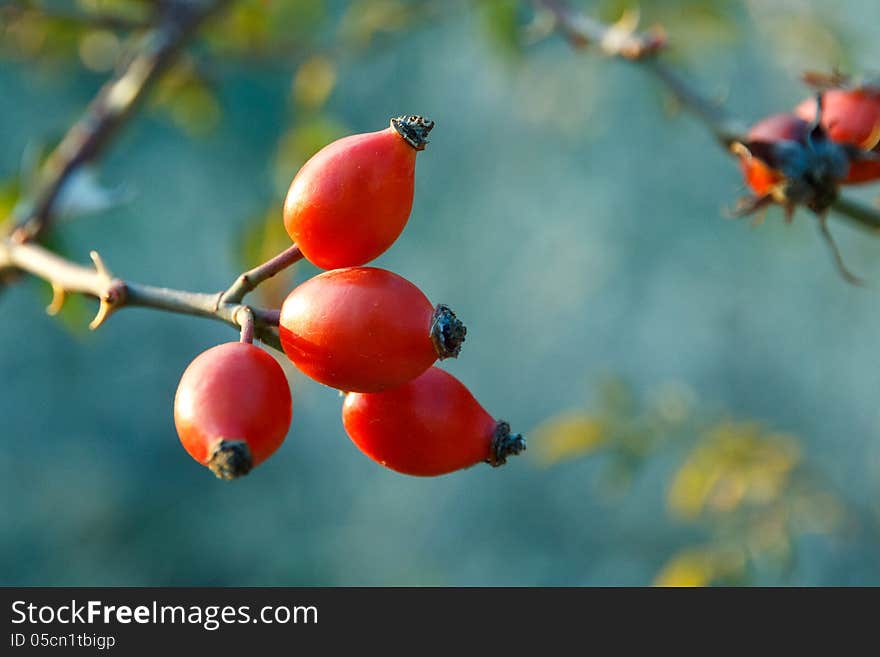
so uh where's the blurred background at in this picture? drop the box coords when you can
[2,0,880,586]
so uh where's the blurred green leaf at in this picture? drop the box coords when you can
[34,232,94,336]
[293,55,337,110]
[668,422,800,520]
[0,177,22,227]
[532,377,847,585]
[532,411,607,465]
[150,60,221,136]
[476,0,523,57]
[339,0,437,49]
[745,3,854,72]
[41,283,93,336]
[77,28,121,72]
[1,0,147,63]
[75,0,150,22]
[654,545,746,587]
[273,115,349,192]
[596,377,638,417]
[205,0,328,55]
[2,9,82,60]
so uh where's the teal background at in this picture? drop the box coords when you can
[2,1,880,585]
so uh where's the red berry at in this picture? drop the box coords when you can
[738,113,810,196]
[282,116,434,269]
[279,267,465,393]
[342,367,525,476]
[174,342,292,479]
[795,87,880,183]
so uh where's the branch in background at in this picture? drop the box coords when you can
[535,0,880,233]
[0,239,284,352]
[828,197,880,234]
[641,60,746,149]
[9,0,231,243]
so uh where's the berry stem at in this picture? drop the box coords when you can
[221,243,304,305]
[488,421,527,467]
[237,307,255,344]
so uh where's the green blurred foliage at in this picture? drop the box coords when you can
[0,177,22,227]
[75,0,149,21]
[273,116,348,190]
[150,58,221,136]
[745,2,855,72]
[534,378,697,492]
[204,0,328,55]
[0,0,148,61]
[1,5,84,60]
[477,0,525,57]
[534,381,849,586]
[292,54,337,110]
[337,0,442,50]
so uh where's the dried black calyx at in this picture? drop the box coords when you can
[488,422,526,467]
[430,304,466,359]
[390,115,435,151]
[207,439,253,480]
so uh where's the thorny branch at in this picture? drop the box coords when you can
[9,0,232,242]
[0,0,297,349]
[0,239,285,351]
[8,0,880,347]
[535,0,880,233]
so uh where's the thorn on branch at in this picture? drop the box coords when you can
[87,250,126,329]
[90,250,113,279]
[46,284,67,316]
[89,283,126,330]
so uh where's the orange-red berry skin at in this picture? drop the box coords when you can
[342,367,500,476]
[739,113,810,196]
[174,342,292,474]
[795,88,880,183]
[279,267,443,393]
[283,127,417,269]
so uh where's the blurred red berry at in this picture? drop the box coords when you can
[795,87,880,183]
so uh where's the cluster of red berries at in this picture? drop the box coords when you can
[173,116,525,480]
[733,78,880,281]
[737,80,880,209]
